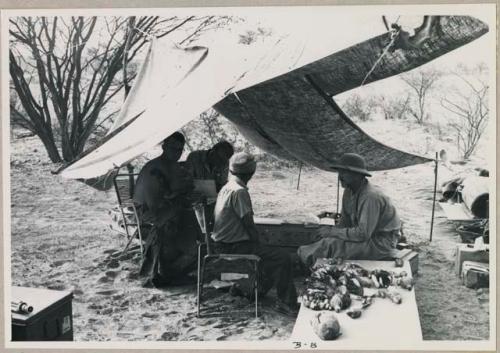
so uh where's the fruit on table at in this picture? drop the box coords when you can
[310,312,341,340]
[357,276,374,288]
[387,290,403,304]
[302,261,411,311]
[371,270,392,288]
[346,277,364,296]
[396,277,414,290]
[347,309,362,319]
[329,292,351,313]
[329,294,343,312]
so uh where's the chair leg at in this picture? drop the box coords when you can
[136,227,144,262]
[121,229,135,257]
[131,205,144,261]
[198,257,208,317]
[197,247,202,317]
[119,207,132,240]
[254,261,259,318]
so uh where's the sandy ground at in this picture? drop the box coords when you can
[9,126,490,341]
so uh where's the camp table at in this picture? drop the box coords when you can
[291,260,422,349]
[438,201,476,221]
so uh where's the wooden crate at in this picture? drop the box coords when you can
[461,261,489,289]
[454,243,489,276]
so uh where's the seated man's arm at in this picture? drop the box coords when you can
[241,213,260,244]
[318,191,351,226]
[143,175,169,215]
[336,204,351,227]
[232,189,259,243]
[164,166,194,200]
[184,153,195,178]
[324,197,381,243]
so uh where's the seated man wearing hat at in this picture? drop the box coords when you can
[212,152,299,315]
[298,153,401,268]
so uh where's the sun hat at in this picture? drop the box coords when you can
[331,153,371,177]
[229,152,257,174]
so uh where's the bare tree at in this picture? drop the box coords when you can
[376,94,411,120]
[9,15,232,163]
[181,108,239,152]
[441,66,489,160]
[238,27,273,45]
[400,68,441,124]
[199,110,227,144]
[342,93,377,121]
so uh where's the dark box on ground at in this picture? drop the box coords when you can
[461,261,489,289]
[11,286,73,341]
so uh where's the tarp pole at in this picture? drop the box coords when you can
[429,151,439,242]
[336,174,340,214]
[123,17,135,98]
[296,161,303,190]
[123,19,135,190]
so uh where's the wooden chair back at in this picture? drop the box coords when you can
[113,172,139,208]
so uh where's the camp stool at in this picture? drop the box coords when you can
[192,202,260,318]
[112,169,146,261]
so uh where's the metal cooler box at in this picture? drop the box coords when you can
[11,286,73,341]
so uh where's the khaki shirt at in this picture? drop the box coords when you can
[333,179,401,242]
[211,176,253,243]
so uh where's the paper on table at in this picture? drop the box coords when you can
[320,218,336,226]
[193,179,217,202]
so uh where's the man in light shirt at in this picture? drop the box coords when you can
[298,153,402,268]
[212,152,298,315]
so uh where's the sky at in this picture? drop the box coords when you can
[6,5,495,172]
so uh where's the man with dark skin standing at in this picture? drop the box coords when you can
[211,152,299,315]
[134,132,194,287]
[185,140,234,192]
[298,153,401,268]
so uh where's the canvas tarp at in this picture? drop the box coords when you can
[60,14,488,179]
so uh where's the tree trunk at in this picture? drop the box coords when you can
[38,130,62,163]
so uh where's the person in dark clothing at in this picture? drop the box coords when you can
[133,132,194,287]
[211,152,299,315]
[185,140,234,192]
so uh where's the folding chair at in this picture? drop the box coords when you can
[192,202,261,318]
[112,168,145,260]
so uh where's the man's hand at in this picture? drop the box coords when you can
[316,226,334,239]
[317,210,334,219]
